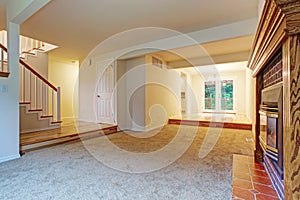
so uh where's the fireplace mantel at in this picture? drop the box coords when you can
[247,0,300,199]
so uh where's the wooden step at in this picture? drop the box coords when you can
[40,115,53,118]
[33,47,45,51]
[21,51,35,55]
[28,109,43,112]
[20,125,118,152]
[168,119,252,130]
[19,102,31,105]
[0,71,9,77]
[51,121,63,124]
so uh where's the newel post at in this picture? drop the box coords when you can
[57,87,61,122]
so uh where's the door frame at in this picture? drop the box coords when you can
[96,59,117,124]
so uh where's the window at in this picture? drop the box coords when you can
[221,80,233,110]
[205,81,216,110]
[204,80,234,111]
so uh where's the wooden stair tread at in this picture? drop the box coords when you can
[21,51,35,55]
[20,125,118,146]
[28,109,43,112]
[51,121,63,124]
[0,71,10,77]
[40,115,53,118]
[19,102,31,104]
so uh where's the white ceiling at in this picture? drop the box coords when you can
[152,35,254,62]
[0,0,258,61]
[179,61,248,75]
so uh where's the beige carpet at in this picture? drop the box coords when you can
[0,125,254,200]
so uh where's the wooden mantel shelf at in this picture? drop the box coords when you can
[247,0,300,77]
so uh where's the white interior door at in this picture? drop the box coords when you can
[97,61,115,124]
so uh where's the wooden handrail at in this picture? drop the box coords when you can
[0,43,7,52]
[0,43,57,91]
[19,60,57,91]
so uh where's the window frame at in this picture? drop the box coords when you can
[203,79,236,113]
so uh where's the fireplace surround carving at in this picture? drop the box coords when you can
[247,0,300,199]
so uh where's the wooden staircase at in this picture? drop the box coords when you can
[0,43,62,133]
[20,102,61,133]
[0,44,9,77]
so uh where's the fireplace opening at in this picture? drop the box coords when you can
[259,82,283,179]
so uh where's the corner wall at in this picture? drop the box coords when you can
[48,57,79,119]
[145,55,181,130]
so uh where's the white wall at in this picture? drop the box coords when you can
[145,55,181,130]
[126,57,146,131]
[246,67,255,123]
[0,23,20,163]
[0,0,51,163]
[25,51,48,78]
[190,63,247,115]
[116,55,182,131]
[258,0,265,18]
[48,57,79,119]
[116,57,146,130]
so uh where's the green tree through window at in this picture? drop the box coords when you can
[221,80,233,110]
[205,81,216,110]
[204,80,234,111]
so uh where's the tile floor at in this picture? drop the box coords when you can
[232,154,280,200]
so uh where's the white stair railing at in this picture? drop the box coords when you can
[19,59,61,123]
[0,43,61,123]
[0,30,56,60]
[0,43,9,77]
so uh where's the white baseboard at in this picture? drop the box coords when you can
[0,154,20,163]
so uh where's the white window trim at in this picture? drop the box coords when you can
[202,79,237,114]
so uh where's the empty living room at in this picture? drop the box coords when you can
[1,0,299,199]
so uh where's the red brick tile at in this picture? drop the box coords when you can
[248,163,265,171]
[253,183,278,197]
[256,193,280,200]
[249,169,269,177]
[232,187,255,200]
[252,175,272,185]
[232,179,253,190]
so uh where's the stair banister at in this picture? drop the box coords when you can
[0,43,61,123]
[0,47,3,71]
[57,87,61,122]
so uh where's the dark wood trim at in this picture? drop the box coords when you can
[168,119,252,130]
[28,109,43,112]
[51,121,63,124]
[19,102,31,104]
[40,115,53,118]
[255,73,264,162]
[275,0,300,35]
[0,72,10,77]
[284,34,300,199]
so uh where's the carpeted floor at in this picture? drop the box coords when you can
[0,125,254,200]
